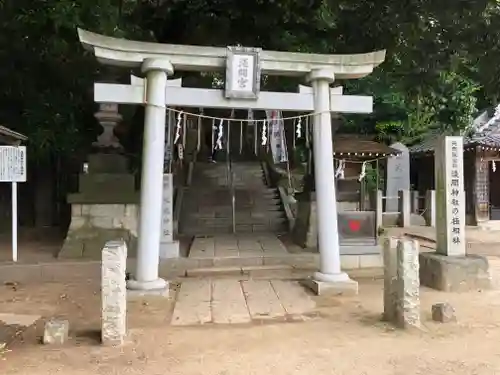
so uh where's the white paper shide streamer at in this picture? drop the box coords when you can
[261,119,268,146]
[335,159,345,179]
[174,111,183,144]
[216,119,224,150]
[296,117,302,139]
[358,161,367,181]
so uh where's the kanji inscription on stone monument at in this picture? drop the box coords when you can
[161,173,173,242]
[435,136,465,256]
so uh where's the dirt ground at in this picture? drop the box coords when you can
[1,276,500,375]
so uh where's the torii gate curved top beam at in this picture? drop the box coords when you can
[77,28,385,79]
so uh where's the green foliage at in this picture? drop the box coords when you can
[0,0,148,159]
[0,0,499,159]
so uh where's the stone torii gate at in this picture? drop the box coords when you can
[78,28,386,295]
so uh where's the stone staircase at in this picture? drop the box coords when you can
[179,162,287,235]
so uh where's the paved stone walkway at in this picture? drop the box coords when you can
[189,234,288,259]
[171,279,316,325]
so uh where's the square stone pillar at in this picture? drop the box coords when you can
[420,136,491,292]
[434,136,465,256]
[383,236,398,322]
[411,190,419,214]
[395,239,420,329]
[160,173,179,258]
[102,240,127,346]
[398,189,411,227]
[474,148,490,225]
[425,190,436,227]
[375,190,383,230]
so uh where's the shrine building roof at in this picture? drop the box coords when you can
[410,104,500,155]
[332,135,400,157]
[0,126,27,145]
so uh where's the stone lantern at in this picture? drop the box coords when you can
[93,103,123,151]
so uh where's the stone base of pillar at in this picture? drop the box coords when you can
[126,278,169,297]
[419,252,491,292]
[301,272,358,296]
[160,241,180,259]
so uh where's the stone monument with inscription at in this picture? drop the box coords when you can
[160,173,179,258]
[419,136,491,291]
[435,136,466,256]
[385,143,410,212]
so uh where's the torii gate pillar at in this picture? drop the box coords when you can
[302,69,358,295]
[126,58,173,293]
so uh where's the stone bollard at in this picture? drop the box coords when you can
[395,240,421,329]
[432,302,456,323]
[101,240,127,346]
[43,318,69,345]
[411,191,419,214]
[398,190,411,227]
[375,190,383,230]
[425,190,436,227]
[383,236,399,322]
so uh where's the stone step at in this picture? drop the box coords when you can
[183,203,282,212]
[183,220,287,229]
[184,265,310,280]
[189,211,285,220]
[182,222,287,230]
[184,196,279,204]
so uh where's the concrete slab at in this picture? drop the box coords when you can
[189,238,215,258]
[271,280,316,315]
[241,280,285,320]
[237,239,263,252]
[301,277,359,296]
[214,248,240,258]
[0,313,41,327]
[419,252,491,292]
[211,280,251,324]
[171,279,212,325]
[261,239,287,253]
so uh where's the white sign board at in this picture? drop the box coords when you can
[225,46,261,99]
[161,173,173,243]
[435,136,466,256]
[0,146,27,182]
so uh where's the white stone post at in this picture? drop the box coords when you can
[160,173,179,258]
[425,190,436,227]
[383,236,398,322]
[395,239,420,329]
[435,136,466,256]
[398,189,411,227]
[376,190,383,230]
[305,68,357,294]
[127,58,173,293]
[102,240,127,345]
[411,190,419,214]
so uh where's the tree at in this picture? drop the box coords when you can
[0,0,149,160]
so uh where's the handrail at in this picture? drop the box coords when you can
[227,152,236,233]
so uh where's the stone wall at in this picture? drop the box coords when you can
[59,203,138,259]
